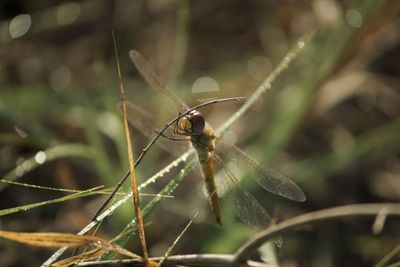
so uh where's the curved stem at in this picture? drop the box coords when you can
[233,203,400,263]
[77,254,239,266]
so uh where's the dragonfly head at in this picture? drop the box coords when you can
[178,110,205,136]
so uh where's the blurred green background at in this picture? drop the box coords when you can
[1,0,400,266]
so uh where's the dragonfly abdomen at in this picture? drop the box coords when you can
[192,125,222,225]
[199,153,222,225]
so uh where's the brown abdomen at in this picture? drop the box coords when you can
[200,154,222,225]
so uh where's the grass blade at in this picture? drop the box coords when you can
[0,144,94,191]
[113,31,150,266]
[0,186,103,216]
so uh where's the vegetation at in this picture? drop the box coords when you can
[0,0,399,266]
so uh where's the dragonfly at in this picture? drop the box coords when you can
[127,50,306,229]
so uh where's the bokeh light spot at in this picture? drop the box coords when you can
[49,66,72,91]
[57,2,81,26]
[247,56,272,81]
[312,0,340,25]
[14,126,28,138]
[9,14,31,38]
[35,151,47,164]
[346,9,363,28]
[192,77,220,93]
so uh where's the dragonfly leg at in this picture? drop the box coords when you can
[155,129,190,141]
[173,114,180,134]
[173,119,189,136]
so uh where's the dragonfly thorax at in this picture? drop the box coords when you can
[178,110,205,136]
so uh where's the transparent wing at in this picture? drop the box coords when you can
[214,155,273,230]
[123,100,191,156]
[215,139,306,202]
[129,50,189,112]
[124,50,194,155]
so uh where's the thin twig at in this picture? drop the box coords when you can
[77,254,238,266]
[233,203,400,263]
[113,31,150,266]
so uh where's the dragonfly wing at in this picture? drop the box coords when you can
[123,100,191,156]
[214,155,273,230]
[215,140,306,202]
[129,50,189,112]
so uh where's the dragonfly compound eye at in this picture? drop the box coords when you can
[189,110,205,135]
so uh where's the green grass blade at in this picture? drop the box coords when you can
[0,186,103,216]
[158,212,197,267]
[0,144,94,191]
